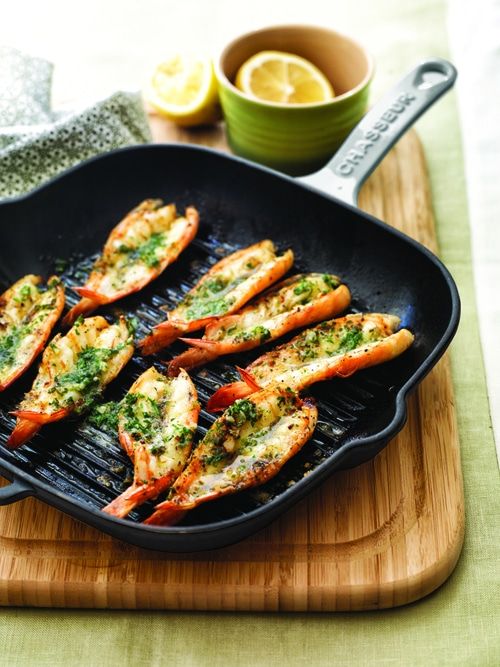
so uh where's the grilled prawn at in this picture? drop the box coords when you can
[139,240,294,355]
[102,367,199,518]
[7,316,134,448]
[0,275,65,391]
[63,199,199,326]
[168,273,351,376]
[144,388,318,526]
[207,313,414,412]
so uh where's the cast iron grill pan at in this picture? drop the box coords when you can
[0,145,459,551]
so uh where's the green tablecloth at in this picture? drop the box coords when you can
[0,0,499,665]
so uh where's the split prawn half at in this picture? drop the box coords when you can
[0,275,65,391]
[138,240,294,355]
[168,273,351,376]
[207,313,415,412]
[144,387,318,526]
[102,366,200,519]
[6,315,134,448]
[63,199,199,327]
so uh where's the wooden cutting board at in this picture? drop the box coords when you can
[0,119,464,611]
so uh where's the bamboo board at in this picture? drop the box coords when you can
[0,120,464,611]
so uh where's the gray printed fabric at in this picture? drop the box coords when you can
[0,46,152,199]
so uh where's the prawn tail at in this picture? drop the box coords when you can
[138,322,185,355]
[6,418,41,448]
[102,478,172,519]
[10,408,69,424]
[206,380,255,412]
[167,345,219,377]
[143,501,187,526]
[73,287,110,304]
[236,366,262,392]
[62,295,99,327]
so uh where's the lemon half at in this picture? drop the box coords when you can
[235,51,335,105]
[145,55,220,127]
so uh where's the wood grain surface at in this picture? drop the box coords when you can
[0,118,464,611]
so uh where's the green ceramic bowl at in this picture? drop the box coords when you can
[215,25,374,176]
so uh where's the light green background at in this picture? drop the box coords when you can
[1,0,499,665]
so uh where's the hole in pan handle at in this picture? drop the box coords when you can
[0,478,33,506]
[299,57,457,206]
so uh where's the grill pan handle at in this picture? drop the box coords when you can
[0,478,33,505]
[299,58,457,206]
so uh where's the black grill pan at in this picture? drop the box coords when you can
[0,60,460,551]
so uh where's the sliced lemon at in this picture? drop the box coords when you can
[144,54,221,127]
[235,51,334,105]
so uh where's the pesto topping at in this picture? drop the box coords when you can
[199,390,300,476]
[52,346,122,413]
[0,279,59,373]
[239,428,270,454]
[201,450,228,467]
[322,274,339,291]
[118,231,168,268]
[293,329,322,360]
[90,389,195,458]
[0,325,27,370]
[89,400,122,433]
[290,274,339,305]
[225,398,260,428]
[293,278,314,299]
[13,284,34,305]
[232,325,271,345]
[185,296,231,321]
[181,275,238,321]
[292,323,365,361]
[120,393,161,440]
[337,327,364,353]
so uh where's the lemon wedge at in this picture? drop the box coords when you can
[235,51,334,105]
[145,55,220,126]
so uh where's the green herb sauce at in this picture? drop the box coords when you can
[0,325,27,371]
[89,400,122,433]
[233,325,271,344]
[225,398,260,428]
[322,274,339,291]
[337,327,363,353]
[119,231,167,268]
[120,393,162,440]
[54,346,121,413]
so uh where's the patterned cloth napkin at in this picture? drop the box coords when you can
[0,46,152,199]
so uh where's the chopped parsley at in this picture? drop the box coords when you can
[119,232,167,268]
[291,323,366,362]
[199,277,228,295]
[90,390,195,453]
[89,400,122,433]
[233,325,271,344]
[293,278,314,298]
[322,274,339,290]
[54,346,121,413]
[185,297,230,321]
[0,325,28,371]
[120,393,162,441]
[202,451,228,467]
[225,398,260,428]
[13,284,34,304]
[337,327,363,353]
[276,387,297,412]
[293,329,322,360]
[181,275,248,321]
[168,423,194,447]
